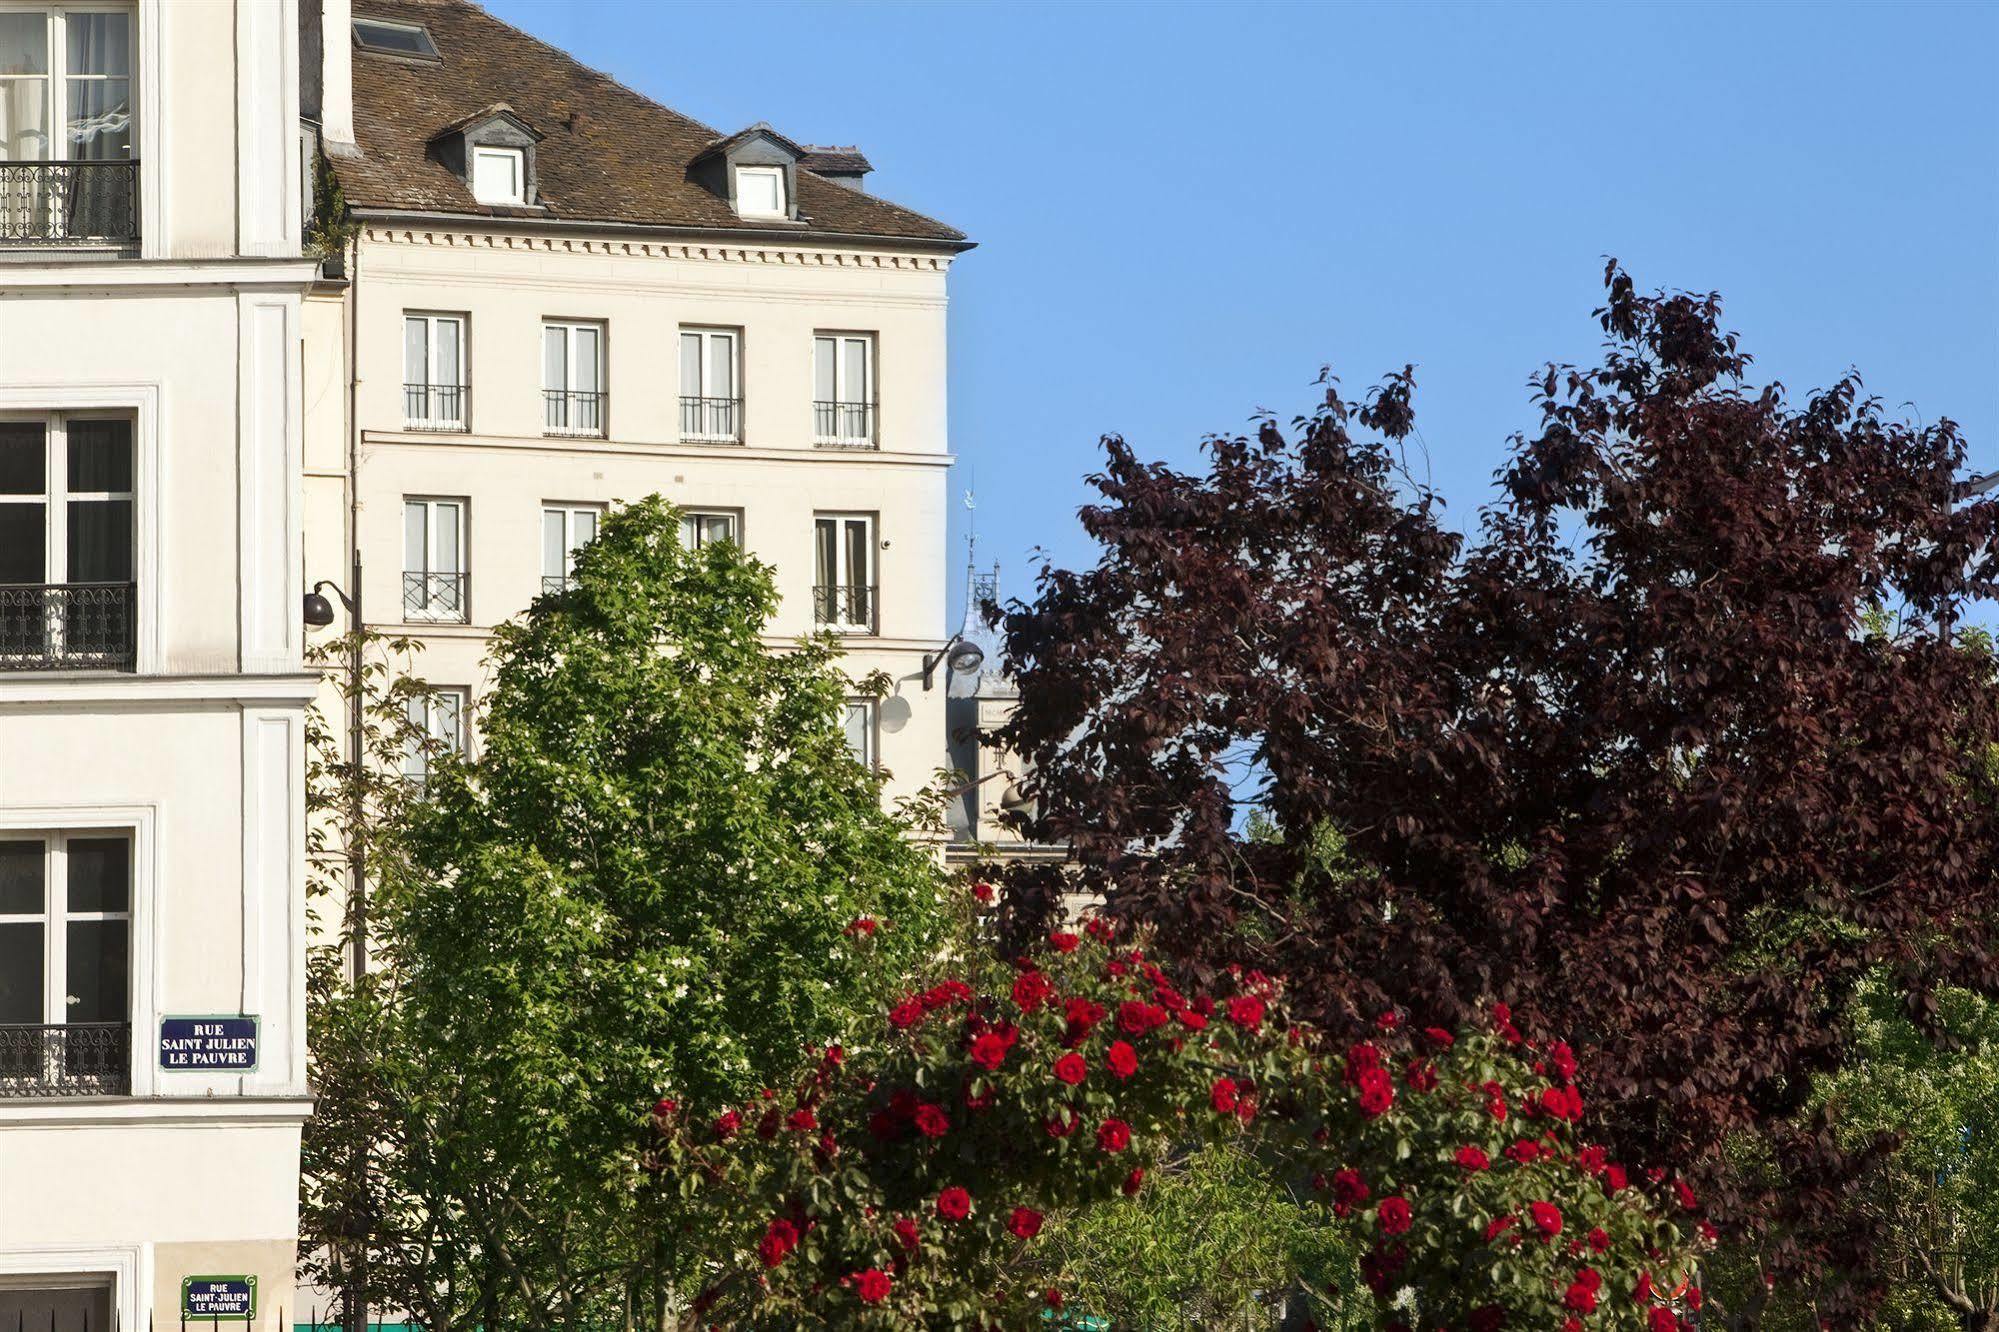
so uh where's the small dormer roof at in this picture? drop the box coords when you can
[431,102,543,146]
[691,121,806,165]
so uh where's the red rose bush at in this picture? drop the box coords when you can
[644,914,1705,1329]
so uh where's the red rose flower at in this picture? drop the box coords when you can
[1007,1206,1043,1239]
[1063,996,1106,1043]
[1564,1280,1598,1314]
[852,1268,892,1304]
[758,1218,799,1268]
[1548,1040,1578,1081]
[1530,1201,1563,1241]
[1045,1289,1065,1311]
[1049,931,1080,953]
[651,1097,678,1119]
[936,1186,971,1220]
[1210,1077,1239,1114]
[1096,1118,1131,1153]
[1053,1053,1087,1086]
[1505,1139,1541,1164]
[1175,1007,1209,1031]
[786,1106,817,1132]
[712,1110,742,1140]
[969,1031,1011,1071]
[892,1217,919,1250]
[1356,1066,1395,1119]
[844,916,877,937]
[1226,995,1266,1031]
[1648,1310,1679,1332]
[913,1103,950,1138]
[888,997,924,1030]
[1484,1214,1517,1243]
[971,880,996,904]
[1673,1178,1698,1211]
[1105,1040,1139,1080]
[1455,1145,1491,1172]
[1121,1166,1145,1196]
[1422,1026,1455,1047]
[1603,1165,1629,1193]
[1331,1168,1370,1217]
[1587,1226,1609,1253]
[1117,1001,1170,1036]
[1012,969,1053,1013]
[1376,1196,1412,1236]
[1045,1109,1079,1138]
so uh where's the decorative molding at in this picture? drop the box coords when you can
[0,673,320,707]
[0,260,322,291]
[357,429,955,468]
[0,1244,144,1332]
[0,1096,313,1128]
[236,293,304,673]
[360,224,955,272]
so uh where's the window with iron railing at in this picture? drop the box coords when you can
[0,9,139,247]
[813,333,876,448]
[403,497,467,621]
[403,313,468,430]
[543,321,605,436]
[540,503,599,595]
[402,687,466,792]
[679,328,742,443]
[813,513,876,631]
[0,833,133,1099]
[0,415,136,671]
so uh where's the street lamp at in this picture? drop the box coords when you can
[922,632,985,691]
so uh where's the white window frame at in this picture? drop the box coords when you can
[402,312,467,429]
[733,164,785,219]
[678,509,740,549]
[0,5,137,166]
[402,496,467,623]
[0,411,133,588]
[812,333,875,445]
[471,144,524,205]
[542,320,605,437]
[0,831,131,1031]
[677,327,740,442]
[842,698,878,771]
[0,1249,139,1332]
[813,512,876,632]
[540,502,601,593]
[402,687,467,789]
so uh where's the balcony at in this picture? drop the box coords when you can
[541,574,574,596]
[0,161,139,248]
[0,583,136,671]
[0,1023,132,1097]
[403,571,468,622]
[813,400,877,449]
[679,395,743,444]
[813,583,876,633]
[543,389,605,437]
[404,382,469,432]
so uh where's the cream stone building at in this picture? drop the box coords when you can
[0,0,316,1326]
[302,0,973,815]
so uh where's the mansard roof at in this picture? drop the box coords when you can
[336,0,967,246]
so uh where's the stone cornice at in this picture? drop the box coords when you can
[357,220,956,272]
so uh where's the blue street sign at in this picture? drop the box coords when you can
[159,1016,260,1072]
[182,1277,257,1321]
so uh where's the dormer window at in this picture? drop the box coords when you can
[734,166,786,219]
[472,146,525,205]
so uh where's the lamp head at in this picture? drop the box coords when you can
[302,590,337,628]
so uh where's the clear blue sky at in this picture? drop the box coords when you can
[486,0,1999,627]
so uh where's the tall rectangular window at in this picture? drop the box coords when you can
[813,513,875,631]
[842,698,878,771]
[403,314,467,429]
[0,833,132,1096]
[677,329,740,442]
[679,510,739,549]
[540,504,600,594]
[0,8,136,244]
[402,688,466,790]
[0,415,135,670]
[813,334,875,446]
[542,321,604,436]
[402,497,466,622]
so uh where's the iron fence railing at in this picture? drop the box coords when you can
[541,574,574,596]
[543,389,605,436]
[403,382,469,431]
[813,583,876,631]
[0,582,137,670]
[812,399,876,448]
[402,571,468,621]
[678,395,743,443]
[0,160,139,245]
[0,1023,132,1097]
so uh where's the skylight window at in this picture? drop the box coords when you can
[353,17,439,60]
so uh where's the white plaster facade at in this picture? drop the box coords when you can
[0,1,314,1327]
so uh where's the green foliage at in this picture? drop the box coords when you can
[304,147,360,259]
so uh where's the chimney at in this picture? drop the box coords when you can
[318,0,358,156]
[798,146,872,193]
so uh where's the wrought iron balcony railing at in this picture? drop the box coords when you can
[403,571,468,622]
[541,574,574,596]
[0,160,139,246]
[0,583,136,670]
[403,382,469,431]
[813,583,877,632]
[679,395,743,443]
[812,400,877,448]
[543,389,605,436]
[0,1023,132,1097]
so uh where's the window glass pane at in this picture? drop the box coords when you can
[0,421,45,494]
[814,338,836,402]
[815,518,835,587]
[0,921,43,1023]
[705,514,733,544]
[0,1284,113,1332]
[843,338,868,404]
[574,509,597,548]
[353,19,436,58]
[404,317,427,384]
[66,837,128,912]
[0,503,44,583]
[67,499,131,581]
[0,841,42,914]
[66,79,131,160]
[434,691,463,751]
[0,78,50,160]
[434,318,461,385]
[574,327,600,390]
[474,148,521,203]
[66,919,128,1022]
[844,519,869,587]
[67,13,130,76]
[709,335,734,398]
[678,333,700,396]
[541,509,564,580]
[66,420,132,492]
[737,168,781,215]
[843,701,872,766]
[433,504,461,573]
[542,326,564,392]
[403,696,427,780]
[0,13,47,75]
[404,501,427,574]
